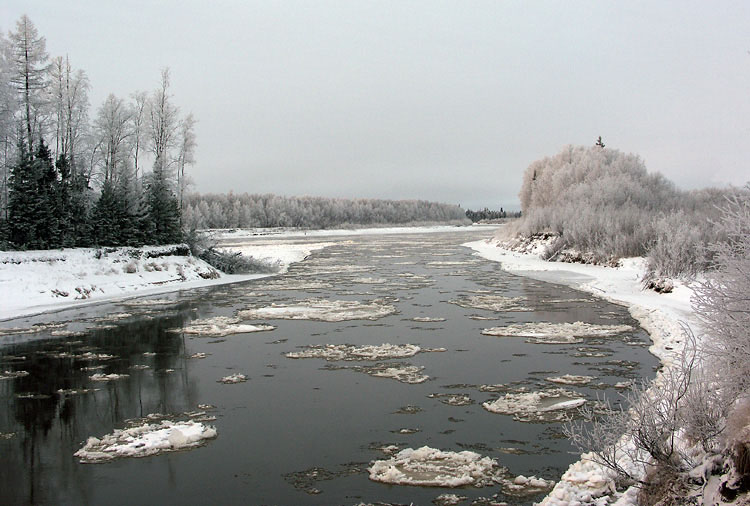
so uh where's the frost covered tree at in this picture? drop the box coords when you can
[8,15,49,153]
[176,112,196,215]
[48,55,89,168]
[93,94,132,184]
[148,68,179,176]
[129,90,148,184]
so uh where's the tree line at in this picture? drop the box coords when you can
[183,193,468,230]
[464,207,521,222]
[0,15,195,250]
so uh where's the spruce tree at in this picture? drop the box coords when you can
[144,168,181,245]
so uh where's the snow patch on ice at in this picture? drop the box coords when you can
[368,446,505,488]
[74,418,217,463]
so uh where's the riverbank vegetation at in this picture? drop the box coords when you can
[0,16,192,251]
[513,144,746,279]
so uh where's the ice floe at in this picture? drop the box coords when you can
[326,362,429,384]
[501,474,556,496]
[176,316,276,337]
[90,373,129,382]
[482,388,586,422]
[427,393,474,406]
[285,343,421,361]
[368,446,505,487]
[411,316,447,322]
[74,418,217,463]
[480,322,633,344]
[545,374,595,386]
[0,370,29,380]
[238,298,397,322]
[218,373,248,384]
[432,493,468,505]
[449,295,531,312]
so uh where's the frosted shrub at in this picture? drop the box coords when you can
[516,145,737,274]
[646,211,711,278]
[693,187,750,400]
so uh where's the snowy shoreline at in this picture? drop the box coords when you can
[0,224,496,322]
[464,237,699,505]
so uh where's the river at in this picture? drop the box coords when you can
[0,228,657,505]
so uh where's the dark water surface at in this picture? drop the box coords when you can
[0,229,657,505]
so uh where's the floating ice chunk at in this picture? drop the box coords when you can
[285,343,421,361]
[412,316,447,322]
[176,316,275,337]
[449,295,531,312]
[433,493,468,505]
[352,277,388,284]
[130,364,151,370]
[74,419,217,463]
[327,362,429,384]
[90,373,129,382]
[482,388,586,422]
[481,322,633,342]
[502,474,555,496]
[368,446,505,488]
[218,373,248,384]
[0,370,29,380]
[545,374,595,386]
[57,388,98,395]
[189,352,210,359]
[239,298,397,322]
[428,393,474,406]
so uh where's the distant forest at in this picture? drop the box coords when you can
[183,193,468,230]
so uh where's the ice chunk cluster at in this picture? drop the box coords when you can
[368,446,505,488]
[238,298,397,322]
[286,343,421,361]
[545,374,595,386]
[482,388,586,422]
[74,419,217,463]
[177,316,275,337]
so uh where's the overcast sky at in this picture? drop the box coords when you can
[3,1,749,209]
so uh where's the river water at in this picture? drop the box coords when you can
[0,229,657,505]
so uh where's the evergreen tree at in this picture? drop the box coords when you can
[7,140,59,249]
[144,168,181,245]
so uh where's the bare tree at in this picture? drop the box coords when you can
[8,15,49,152]
[49,55,90,167]
[129,90,148,184]
[93,94,132,183]
[176,112,196,213]
[148,68,179,177]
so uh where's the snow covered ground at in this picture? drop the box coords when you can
[210,223,495,241]
[464,236,700,505]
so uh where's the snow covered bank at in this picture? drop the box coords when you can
[464,238,699,504]
[0,241,331,321]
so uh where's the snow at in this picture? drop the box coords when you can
[285,343,422,361]
[368,446,505,488]
[219,241,333,274]
[175,316,275,337]
[238,298,397,322]
[464,236,699,505]
[74,418,217,463]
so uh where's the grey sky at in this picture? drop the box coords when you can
[3,1,749,209]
